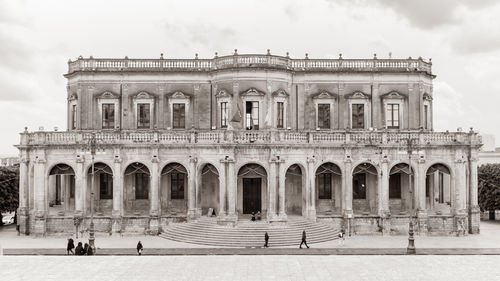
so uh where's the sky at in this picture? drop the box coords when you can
[1,0,500,156]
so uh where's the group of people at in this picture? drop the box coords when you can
[66,238,94,256]
[262,230,346,248]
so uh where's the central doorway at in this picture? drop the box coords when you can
[243,178,261,214]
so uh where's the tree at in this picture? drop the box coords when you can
[0,164,19,226]
[478,163,500,212]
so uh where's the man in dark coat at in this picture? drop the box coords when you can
[75,242,84,256]
[83,243,89,255]
[87,243,94,256]
[264,232,269,248]
[67,238,75,255]
[299,230,310,248]
[137,241,143,255]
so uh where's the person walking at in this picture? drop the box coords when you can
[338,230,345,246]
[264,232,269,248]
[75,242,84,256]
[299,230,309,249]
[67,238,75,255]
[137,241,143,255]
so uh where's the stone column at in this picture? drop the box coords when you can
[454,158,467,236]
[218,159,227,218]
[75,156,84,215]
[18,156,29,234]
[306,157,316,221]
[111,157,122,234]
[268,158,277,220]
[227,159,237,220]
[416,159,428,235]
[343,158,353,235]
[33,157,46,236]
[149,156,160,234]
[187,157,198,220]
[468,156,480,234]
[278,159,287,220]
[379,158,390,235]
[63,176,71,211]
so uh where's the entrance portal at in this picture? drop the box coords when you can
[243,178,261,214]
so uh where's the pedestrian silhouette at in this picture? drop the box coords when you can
[75,242,84,255]
[264,232,269,248]
[87,241,94,256]
[299,230,309,248]
[137,241,143,255]
[67,238,75,255]
[338,230,345,246]
[83,243,89,255]
[251,212,256,221]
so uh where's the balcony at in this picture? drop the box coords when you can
[66,54,433,76]
[19,130,481,148]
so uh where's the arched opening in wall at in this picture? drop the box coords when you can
[285,164,305,216]
[425,164,452,214]
[352,163,378,215]
[124,162,150,216]
[199,164,219,217]
[87,163,113,216]
[389,163,414,215]
[237,164,267,216]
[315,163,342,215]
[160,163,188,216]
[48,164,75,216]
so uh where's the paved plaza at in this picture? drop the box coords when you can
[1,255,500,281]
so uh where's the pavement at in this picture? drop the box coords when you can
[1,255,500,281]
[1,221,500,256]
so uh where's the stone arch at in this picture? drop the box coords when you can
[237,163,268,215]
[47,163,76,215]
[352,162,378,215]
[425,162,453,214]
[197,162,220,217]
[123,162,151,216]
[86,162,114,215]
[160,162,188,216]
[285,163,307,216]
[388,163,415,214]
[315,162,342,215]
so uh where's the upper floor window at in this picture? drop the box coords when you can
[245,101,259,130]
[102,103,115,129]
[220,102,228,128]
[423,93,432,130]
[277,102,284,129]
[351,104,365,129]
[173,103,186,129]
[386,103,399,129]
[137,103,150,129]
[318,104,330,129]
[71,104,77,130]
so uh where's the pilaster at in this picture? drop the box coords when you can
[149,154,160,234]
[33,155,46,236]
[268,158,278,220]
[18,156,29,234]
[277,158,287,221]
[343,153,353,236]
[226,158,237,220]
[187,156,198,220]
[468,155,480,234]
[379,156,390,235]
[218,158,227,219]
[306,156,316,221]
[74,154,84,217]
[416,158,428,235]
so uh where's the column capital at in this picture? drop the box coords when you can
[344,157,352,164]
[189,156,198,163]
[220,158,235,163]
[306,156,316,163]
[35,158,46,164]
[114,157,122,163]
[151,156,160,163]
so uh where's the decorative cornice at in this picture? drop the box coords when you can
[344,91,370,99]
[240,88,265,97]
[312,90,337,100]
[168,91,191,99]
[272,88,289,98]
[98,91,119,99]
[215,89,232,98]
[133,91,154,100]
[380,91,406,99]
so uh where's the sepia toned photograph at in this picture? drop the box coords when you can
[1,0,500,280]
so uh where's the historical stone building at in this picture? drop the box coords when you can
[16,51,481,236]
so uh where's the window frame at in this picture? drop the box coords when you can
[137,103,151,129]
[386,103,400,129]
[172,103,186,129]
[220,101,228,128]
[97,91,120,130]
[101,103,115,129]
[170,172,185,200]
[318,173,332,199]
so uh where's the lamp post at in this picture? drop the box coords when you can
[406,137,417,254]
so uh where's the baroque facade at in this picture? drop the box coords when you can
[17,52,481,236]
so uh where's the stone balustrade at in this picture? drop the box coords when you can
[66,54,432,75]
[20,130,481,147]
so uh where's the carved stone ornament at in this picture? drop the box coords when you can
[272,88,289,98]
[423,93,433,101]
[312,90,337,100]
[169,91,190,99]
[134,91,154,100]
[240,88,265,97]
[215,89,232,98]
[381,91,406,99]
[68,93,78,101]
[344,90,370,99]
[98,91,119,99]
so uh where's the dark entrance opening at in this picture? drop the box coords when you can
[243,178,261,214]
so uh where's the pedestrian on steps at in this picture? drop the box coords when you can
[264,232,269,248]
[67,238,75,255]
[299,230,309,249]
[137,241,143,255]
[338,230,345,246]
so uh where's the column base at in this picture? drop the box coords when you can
[217,213,237,226]
[148,216,160,235]
[33,212,46,237]
[468,206,480,234]
[378,210,391,236]
[187,209,199,221]
[454,212,468,236]
[417,210,428,236]
[343,210,354,236]
[111,216,122,235]
[307,209,317,222]
[17,207,29,235]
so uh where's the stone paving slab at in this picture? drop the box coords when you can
[5,247,500,256]
[1,255,500,281]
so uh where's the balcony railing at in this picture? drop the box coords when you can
[66,54,432,75]
[19,130,481,147]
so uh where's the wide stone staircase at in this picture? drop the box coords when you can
[159,216,340,247]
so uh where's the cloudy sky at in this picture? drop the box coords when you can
[1,0,499,155]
